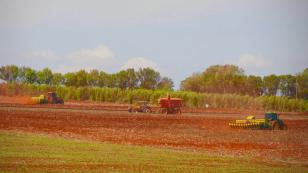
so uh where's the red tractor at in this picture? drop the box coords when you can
[47,92,64,104]
[158,95,183,114]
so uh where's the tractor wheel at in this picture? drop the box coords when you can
[178,109,182,114]
[272,122,280,130]
[282,124,288,130]
[145,108,151,113]
[161,108,167,114]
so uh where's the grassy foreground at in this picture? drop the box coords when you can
[0,131,306,173]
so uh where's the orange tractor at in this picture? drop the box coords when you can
[158,95,183,114]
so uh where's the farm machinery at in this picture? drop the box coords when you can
[128,101,152,113]
[229,112,287,130]
[158,95,183,114]
[31,92,64,104]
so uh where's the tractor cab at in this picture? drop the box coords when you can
[265,112,278,121]
[47,92,64,104]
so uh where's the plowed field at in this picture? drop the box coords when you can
[0,103,308,166]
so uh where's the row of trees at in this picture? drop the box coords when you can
[1,83,307,112]
[1,64,307,99]
[0,65,174,90]
[180,65,308,99]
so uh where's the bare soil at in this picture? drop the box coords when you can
[0,102,308,166]
[1,95,308,165]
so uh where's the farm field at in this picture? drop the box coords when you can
[0,98,308,172]
[1,131,306,173]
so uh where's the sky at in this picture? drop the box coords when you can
[0,0,308,89]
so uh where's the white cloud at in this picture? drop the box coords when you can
[20,46,164,74]
[67,46,115,63]
[237,54,270,69]
[122,57,160,71]
[64,45,117,72]
[21,45,117,73]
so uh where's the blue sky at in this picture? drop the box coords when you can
[1,0,307,88]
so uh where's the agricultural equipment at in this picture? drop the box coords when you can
[158,96,183,114]
[128,101,152,113]
[31,92,64,104]
[229,112,287,130]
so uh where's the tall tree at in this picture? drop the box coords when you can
[279,75,296,98]
[296,68,308,99]
[52,73,64,86]
[64,72,77,86]
[137,68,160,89]
[263,74,280,96]
[98,71,109,87]
[24,67,37,84]
[87,69,100,86]
[245,75,263,96]
[0,65,19,82]
[157,77,174,90]
[75,70,88,87]
[126,68,138,89]
[180,73,203,92]
[37,68,53,85]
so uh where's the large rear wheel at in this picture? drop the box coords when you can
[272,122,280,130]
[145,108,152,113]
[282,124,288,130]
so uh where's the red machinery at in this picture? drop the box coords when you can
[158,96,183,114]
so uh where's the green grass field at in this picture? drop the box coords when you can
[0,131,306,173]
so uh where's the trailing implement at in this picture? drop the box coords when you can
[229,112,287,130]
[158,94,183,114]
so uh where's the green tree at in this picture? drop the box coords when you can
[87,70,100,86]
[24,68,37,84]
[75,70,88,87]
[296,68,308,99]
[157,77,174,90]
[64,72,77,86]
[98,71,109,87]
[37,68,53,85]
[180,73,203,92]
[52,73,64,86]
[279,75,296,98]
[263,74,280,96]
[181,65,246,94]
[203,65,245,94]
[117,70,129,89]
[137,68,160,89]
[245,75,263,96]
[126,68,138,89]
[0,65,19,82]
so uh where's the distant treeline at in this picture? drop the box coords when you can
[1,83,308,112]
[1,64,308,104]
[0,65,173,90]
[181,65,308,99]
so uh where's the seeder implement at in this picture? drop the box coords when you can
[229,113,287,130]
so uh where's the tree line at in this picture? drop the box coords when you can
[0,65,174,90]
[1,83,307,112]
[180,65,308,99]
[0,64,307,100]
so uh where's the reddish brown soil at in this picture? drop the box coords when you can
[0,105,308,165]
